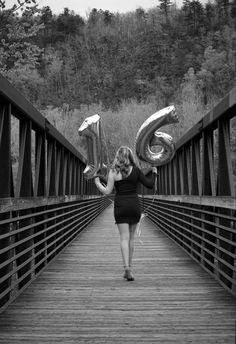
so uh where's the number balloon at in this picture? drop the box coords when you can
[135,105,179,166]
[78,114,107,180]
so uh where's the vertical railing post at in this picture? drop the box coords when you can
[78,162,83,196]
[202,131,215,196]
[168,161,174,194]
[164,165,169,194]
[47,139,56,197]
[0,101,13,307]
[16,119,34,289]
[64,152,69,195]
[191,138,201,196]
[16,120,33,197]
[165,164,170,195]
[172,158,177,195]
[75,160,79,195]
[217,119,234,196]
[59,147,64,196]
[178,149,184,194]
[71,157,76,195]
[181,146,190,195]
[55,144,61,197]
[176,153,181,194]
[34,131,46,197]
[66,154,72,195]
[0,102,11,196]
[34,131,46,274]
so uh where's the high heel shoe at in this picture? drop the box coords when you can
[124,268,135,281]
[123,266,129,279]
[123,269,128,279]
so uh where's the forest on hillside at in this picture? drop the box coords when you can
[0,0,236,159]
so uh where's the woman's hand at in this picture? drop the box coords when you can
[94,170,115,195]
[152,167,157,174]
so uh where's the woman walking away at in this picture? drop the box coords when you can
[94,146,157,281]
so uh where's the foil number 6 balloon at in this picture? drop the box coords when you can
[135,105,179,166]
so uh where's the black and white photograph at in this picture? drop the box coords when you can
[0,0,235,342]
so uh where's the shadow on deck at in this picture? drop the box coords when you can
[0,205,235,344]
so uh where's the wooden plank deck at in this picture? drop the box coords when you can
[0,205,235,344]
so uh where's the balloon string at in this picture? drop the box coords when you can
[136,213,146,245]
[137,188,158,245]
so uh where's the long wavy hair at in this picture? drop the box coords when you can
[112,146,137,178]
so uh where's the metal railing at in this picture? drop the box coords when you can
[141,87,236,297]
[0,74,111,312]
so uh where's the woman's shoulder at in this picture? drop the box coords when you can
[129,165,140,179]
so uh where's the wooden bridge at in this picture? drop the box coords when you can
[0,74,236,343]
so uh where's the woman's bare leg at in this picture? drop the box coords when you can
[117,223,129,269]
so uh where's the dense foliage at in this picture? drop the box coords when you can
[0,0,236,158]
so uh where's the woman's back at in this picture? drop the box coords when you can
[114,166,140,195]
[114,166,155,196]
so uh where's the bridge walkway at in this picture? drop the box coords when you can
[0,205,235,344]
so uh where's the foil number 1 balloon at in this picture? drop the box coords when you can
[78,114,103,179]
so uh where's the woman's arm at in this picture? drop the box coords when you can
[138,167,157,189]
[94,170,115,195]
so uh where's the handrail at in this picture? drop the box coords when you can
[141,87,236,297]
[0,74,112,313]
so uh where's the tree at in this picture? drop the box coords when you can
[183,0,205,35]
[196,44,236,101]
[215,0,231,25]
[55,7,85,40]
[205,3,217,30]
[159,0,172,23]
[38,6,54,45]
[0,0,44,102]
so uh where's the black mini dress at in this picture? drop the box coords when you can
[114,166,155,224]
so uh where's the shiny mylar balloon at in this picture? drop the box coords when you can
[135,105,179,166]
[78,114,105,179]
